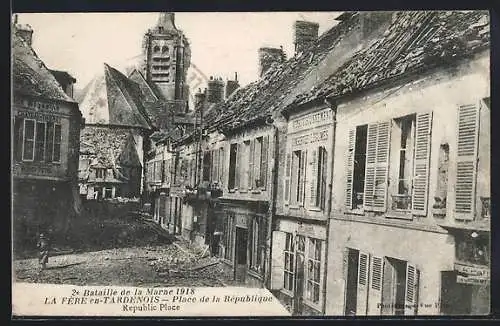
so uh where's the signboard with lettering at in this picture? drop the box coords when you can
[16,110,62,123]
[289,108,333,133]
[292,129,329,147]
[455,262,490,285]
[12,162,66,180]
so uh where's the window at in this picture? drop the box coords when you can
[283,233,295,291]
[52,123,62,162]
[253,138,262,188]
[95,168,105,179]
[291,150,306,206]
[306,238,322,304]
[392,115,416,211]
[346,125,367,210]
[241,140,250,190]
[218,147,224,185]
[228,143,238,189]
[22,119,35,161]
[35,122,46,161]
[202,151,211,182]
[311,146,328,209]
[433,144,449,211]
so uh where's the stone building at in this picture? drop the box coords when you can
[78,64,153,200]
[283,10,490,316]
[12,21,83,248]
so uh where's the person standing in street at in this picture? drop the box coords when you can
[37,230,51,272]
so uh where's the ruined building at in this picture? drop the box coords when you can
[77,13,197,202]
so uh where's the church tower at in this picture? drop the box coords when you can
[141,13,191,110]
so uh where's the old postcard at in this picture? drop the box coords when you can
[11,10,490,317]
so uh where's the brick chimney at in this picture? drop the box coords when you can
[13,14,34,47]
[258,47,286,78]
[207,76,225,104]
[294,20,319,56]
[225,72,240,99]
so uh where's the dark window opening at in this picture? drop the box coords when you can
[352,125,367,209]
[228,143,237,189]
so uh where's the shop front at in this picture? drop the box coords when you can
[440,228,490,315]
[218,200,269,288]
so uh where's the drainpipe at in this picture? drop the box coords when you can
[265,116,279,289]
[322,97,337,315]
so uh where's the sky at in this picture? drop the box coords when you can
[16,12,341,91]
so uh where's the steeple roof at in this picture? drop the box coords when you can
[78,63,152,129]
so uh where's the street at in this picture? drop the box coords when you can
[13,213,235,288]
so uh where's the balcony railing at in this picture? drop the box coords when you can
[391,194,412,211]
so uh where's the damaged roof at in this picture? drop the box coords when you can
[78,63,153,129]
[197,13,361,134]
[12,32,76,103]
[290,11,490,108]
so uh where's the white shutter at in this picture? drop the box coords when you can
[412,112,433,215]
[284,153,291,205]
[356,251,369,315]
[235,143,241,189]
[373,121,391,212]
[454,104,480,220]
[220,148,225,186]
[309,148,318,207]
[249,139,255,189]
[404,263,419,315]
[364,124,378,211]
[270,230,286,290]
[299,150,307,206]
[260,135,269,190]
[345,129,356,210]
[368,256,384,315]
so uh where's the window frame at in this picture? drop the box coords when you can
[283,232,295,293]
[305,237,322,306]
[22,118,36,162]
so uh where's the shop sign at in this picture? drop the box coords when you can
[457,275,490,285]
[290,108,333,133]
[16,110,62,123]
[455,262,490,285]
[292,129,329,147]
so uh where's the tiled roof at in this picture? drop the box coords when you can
[78,63,153,129]
[291,11,490,107]
[200,13,360,133]
[49,69,77,83]
[12,32,75,103]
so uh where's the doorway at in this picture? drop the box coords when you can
[293,235,306,315]
[344,248,360,316]
[234,227,248,283]
[440,271,473,315]
[382,257,407,315]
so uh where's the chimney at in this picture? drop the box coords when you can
[225,72,240,99]
[194,88,206,108]
[207,76,225,104]
[13,15,34,47]
[293,20,319,56]
[258,47,286,78]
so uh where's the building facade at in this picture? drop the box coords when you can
[283,11,490,316]
[270,104,335,315]
[12,23,83,248]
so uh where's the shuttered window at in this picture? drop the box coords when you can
[309,149,318,207]
[35,122,46,162]
[356,251,369,315]
[306,238,322,304]
[248,139,255,189]
[363,124,378,211]
[368,256,384,315]
[229,144,237,189]
[454,104,480,220]
[22,119,35,161]
[404,264,419,315]
[283,233,295,291]
[297,151,307,206]
[284,153,291,205]
[373,121,391,212]
[260,135,269,190]
[412,112,433,215]
[53,124,62,162]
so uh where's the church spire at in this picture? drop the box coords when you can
[156,12,177,31]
